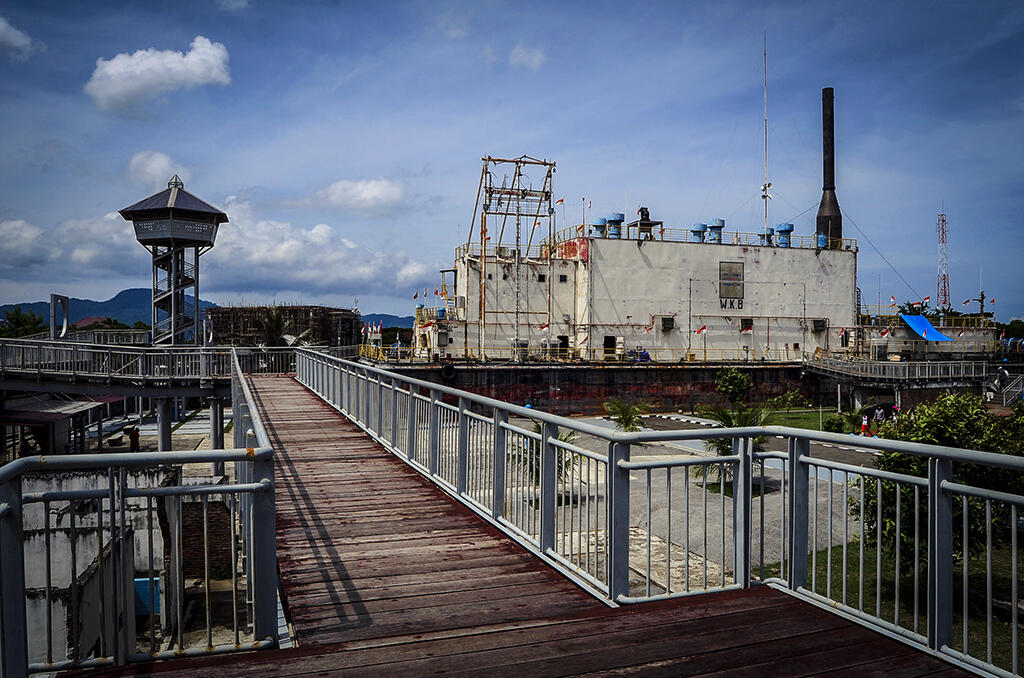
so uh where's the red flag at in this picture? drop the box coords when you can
[538,322,550,332]
[1000,330,1006,339]
[990,298,996,304]
[923,329,928,339]
[695,325,707,335]
[957,329,966,338]
[838,327,846,337]
[911,301,921,308]
[434,287,439,296]
[922,296,930,303]
[890,295,896,304]
[962,299,971,306]
[577,224,585,234]
[555,198,564,205]
[740,326,753,335]
[644,325,654,334]
[880,327,890,337]
[413,290,418,299]
[578,334,588,344]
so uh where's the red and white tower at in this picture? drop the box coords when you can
[936,213,950,309]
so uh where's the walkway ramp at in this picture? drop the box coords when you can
[77,375,965,676]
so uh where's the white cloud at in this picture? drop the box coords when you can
[128,151,192,190]
[84,36,230,113]
[0,16,37,60]
[482,45,497,64]
[315,178,404,213]
[217,0,250,9]
[0,220,60,268]
[436,10,468,40]
[202,197,432,296]
[509,41,545,70]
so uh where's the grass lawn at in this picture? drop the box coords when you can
[763,409,827,431]
[760,540,1021,673]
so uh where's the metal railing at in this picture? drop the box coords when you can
[0,339,296,383]
[1004,376,1023,407]
[296,349,1023,677]
[360,343,805,364]
[0,350,278,677]
[542,225,859,253]
[19,330,152,345]
[804,352,989,382]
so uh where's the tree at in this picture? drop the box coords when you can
[132,320,151,330]
[603,399,649,432]
[510,421,578,486]
[768,389,810,413]
[253,309,311,346]
[714,368,753,408]
[864,393,1024,563]
[0,306,47,338]
[695,402,772,481]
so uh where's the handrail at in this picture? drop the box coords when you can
[0,348,278,677]
[295,348,1024,677]
[803,352,989,381]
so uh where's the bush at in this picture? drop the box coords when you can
[863,394,1024,563]
[822,414,844,433]
[714,368,753,407]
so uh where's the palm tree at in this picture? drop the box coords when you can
[509,421,578,487]
[603,399,650,432]
[694,403,772,481]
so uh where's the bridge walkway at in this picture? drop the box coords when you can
[81,375,964,676]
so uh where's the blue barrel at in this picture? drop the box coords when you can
[707,218,725,244]
[607,225,621,238]
[776,223,794,247]
[593,217,607,237]
[690,223,707,243]
[437,308,446,319]
[606,212,625,225]
[816,233,828,248]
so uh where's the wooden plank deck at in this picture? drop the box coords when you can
[77,375,966,677]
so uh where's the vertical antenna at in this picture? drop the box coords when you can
[760,32,771,238]
[936,212,950,308]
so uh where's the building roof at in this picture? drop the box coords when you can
[72,316,111,329]
[119,175,229,224]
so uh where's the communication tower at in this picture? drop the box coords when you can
[120,176,229,345]
[936,213,950,309]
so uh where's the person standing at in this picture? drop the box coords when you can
[128,426,140,453]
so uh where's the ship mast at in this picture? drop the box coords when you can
[761,33,771,238]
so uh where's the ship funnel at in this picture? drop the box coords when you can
[815,87,842,246]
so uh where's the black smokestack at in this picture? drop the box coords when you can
[816,87,842,245]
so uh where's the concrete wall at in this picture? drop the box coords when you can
[441,236,857,361]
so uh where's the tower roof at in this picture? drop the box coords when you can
[119,175,229,224]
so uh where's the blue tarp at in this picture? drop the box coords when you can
[900,314,953,342]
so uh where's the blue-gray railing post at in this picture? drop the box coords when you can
[456,397,469,494]
[406,385,417,463]
[492,409,508,520]
[608,441,631,601]
[375,375,385,436]
[428,390,441,476]
[249,432,278,644]
[928,457,954,650]
[732,436,752,588]
[539,422,557,553]
[353,367,362,424]
[0,477,28,678]
[788,437,810,591]
[390,378,399,446]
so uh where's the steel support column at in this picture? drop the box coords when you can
[156,398,172,451]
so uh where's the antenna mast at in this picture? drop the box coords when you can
[760,33,771,237]
[936,212,950,309]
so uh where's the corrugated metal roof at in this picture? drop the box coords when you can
[119,180,229,223]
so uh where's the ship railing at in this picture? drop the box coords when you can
[359,343,805,364]
[0,339,297,382]
[13,330,152,345]
[1003,375,1023,407]
[539,225,858,253]
[803,352,990,381]
[296,349,1023,678]
[0,349,278,677]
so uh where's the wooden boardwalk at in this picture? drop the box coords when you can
[85,375,966,676]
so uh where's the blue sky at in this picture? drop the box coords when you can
[1,1,1021,318]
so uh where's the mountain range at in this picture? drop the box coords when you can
[0,289,217,326]
[1,289,414,327]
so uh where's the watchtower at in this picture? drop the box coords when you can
[120,176,228,345]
